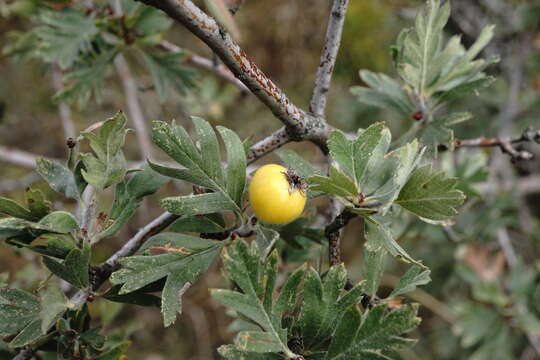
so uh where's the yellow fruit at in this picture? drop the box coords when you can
[249,164,307,225]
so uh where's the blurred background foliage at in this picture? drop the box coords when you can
[1,0,540,359]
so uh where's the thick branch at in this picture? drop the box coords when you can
[137,0,329,147]
[159,40,248,92]
[114,55,153,159]
[309,0,350,117]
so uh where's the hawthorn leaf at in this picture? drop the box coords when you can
[36,158,81,200]
[300,266,366,350]
[327,123,391,187]
[54,48,117,107]
[351,70,415,116]
[0,197,35,220]
[38,211,79,234]
[110,233,222,326]
[420,112,472,155]
[193,116,225,187]
[142,51,196,102]
[217,125,247,207]
[43,240,91,289]
[327,303,420,358]
[25,187,51,220]
[98,165,168,239]
[37,9,98,69]
[0,287,40,339]
[389,265,431,298]
[365,216,425,267]
[364,248,387,298]
[396,163,466,222]
[80,112,129,189]
[39,282,69,334]
[169,215,226,233]
[151,119,244,214]
[255,225,280,259]
[275,149,323,179]
[309,166,358,199]
[211,240,304,358]
[161,192,239,216]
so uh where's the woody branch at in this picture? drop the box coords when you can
[136,0,330,152]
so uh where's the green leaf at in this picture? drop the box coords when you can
[0,197,35,220]
[309,165,358,199]
[9,319,42,347]
[39,282,69,334]
[151,119,243,214]
[255,225,280,259]
[25,187,51,220]
[38,211,79,234]
[110,233,222,326]
[36,9,98,69]
[142,50,196,102]
[298,265,365,349]
[161,192,239,216]
[351,70,415,116]
[365,217,424,267]
[54,48,117,107]
[129,4,172,36]
[103,285,162,308]
[275,149,323,179]
[389,265,431,298]
[80,112,129,189]
[218,345,282,359]
[0,217,33,238]
[193,116,225,186]
[211,240,304,358]
[36,158,81,200]
[327,123,391,188]
[326,305,362,359]
[217,126,247,207]
[0,287,40,338]
[43,240,91,289]
[396,163,466,222]
[371,139,424,214]
[169,216,226,233]
[364,248,387,298]
[98,164,168,239]
[328,303,420,358]
[420,112,472,155]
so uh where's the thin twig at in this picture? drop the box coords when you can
[12,346,33,360]
[325,209,357,266]
[309,0,350,117]
[70,211,180,308]
[246,126,290,162]
[452,128,539,162]
[138,0,329,150]
[0,145,42,168]
[114,55,153,159]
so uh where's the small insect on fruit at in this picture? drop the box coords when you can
[249,164,307,225]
